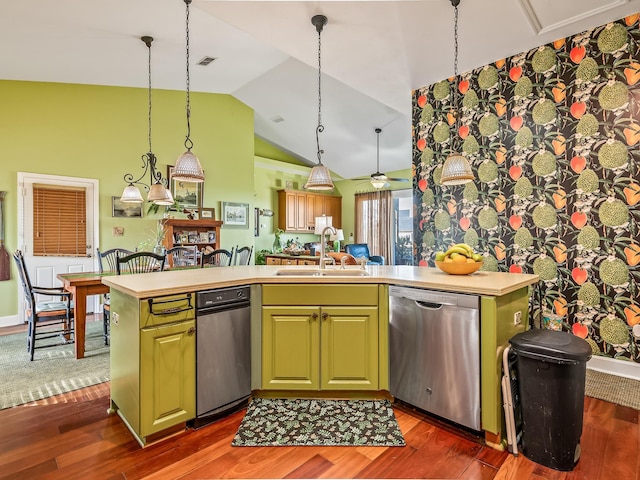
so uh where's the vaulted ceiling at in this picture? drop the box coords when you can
[3,0,640,181]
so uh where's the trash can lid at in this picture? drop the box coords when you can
[509,329,592,362]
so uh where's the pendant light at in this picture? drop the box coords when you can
[173,0,205,183]
[371,128,387,189]
[440,0,475,186]
[120,36,174,205]
[304,14,334,191]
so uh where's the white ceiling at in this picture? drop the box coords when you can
[2,0,640,181]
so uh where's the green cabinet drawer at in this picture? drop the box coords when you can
[139,293,195,328]
[262,284,378,306]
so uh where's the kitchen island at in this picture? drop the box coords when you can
[103,265,538,448]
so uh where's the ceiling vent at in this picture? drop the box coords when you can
[197,56,216,66]
[271,115,285,123]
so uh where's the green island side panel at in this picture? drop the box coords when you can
[480,287,529,439]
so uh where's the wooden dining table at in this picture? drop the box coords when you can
[57,271,113,359]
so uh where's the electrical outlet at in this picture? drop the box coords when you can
[112,311,119,326]
[514,311,522,326]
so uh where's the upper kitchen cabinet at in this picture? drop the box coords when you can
[277,190,342,233]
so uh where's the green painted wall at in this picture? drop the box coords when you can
[255,137,306,167]
[0,80,254,320]
[253,157,321,254]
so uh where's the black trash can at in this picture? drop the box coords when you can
[509,329,592,471]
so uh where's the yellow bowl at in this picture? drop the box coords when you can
[435,260,483,275]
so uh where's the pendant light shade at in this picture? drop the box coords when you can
[121,183,145,203]
[173,149,204,182]
[305,164,334,190]
[441,153,475,185]
[440,0,474,187]
[147,181,169,202]
[154,187,175,206]
[174,0,205,183]
[119,36,173,205]
[304,14,334,191]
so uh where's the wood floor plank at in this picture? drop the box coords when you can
[459,460,500,480]
[284,453,334,478]
[0,380,636,480]
[317,448,375,479]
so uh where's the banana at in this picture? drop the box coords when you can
[444,246,471,258]
[454,243,474,256]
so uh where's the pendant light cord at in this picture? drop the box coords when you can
[315,23,325,164]
[376,128,380,172]
[146,38,153,155]
[145,36,161,184]
[184,0,193,151]
[452,0,460,116]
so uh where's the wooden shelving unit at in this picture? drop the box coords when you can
[162,218,223,255]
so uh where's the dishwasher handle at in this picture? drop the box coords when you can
[414,300,448,310]
[198,300,250,316]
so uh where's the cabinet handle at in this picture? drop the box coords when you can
[310,313,318,321]
[322,312,329,321]
[187,326,196,335]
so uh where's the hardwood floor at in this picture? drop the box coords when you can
[0,383,637,480]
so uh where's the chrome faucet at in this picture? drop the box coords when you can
[319,225,337,269]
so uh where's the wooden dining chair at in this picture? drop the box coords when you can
[117,252,166,274]
[201,248,234,267]
[96,248,132,345]
[13,250,75,361]
[97,248,133,273]
[234,245,254,266]
[166,246,198,268]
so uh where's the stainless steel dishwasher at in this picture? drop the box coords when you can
[195,285,251,427]
[389,285,481,431]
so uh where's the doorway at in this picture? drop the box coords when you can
[17,172,100,322]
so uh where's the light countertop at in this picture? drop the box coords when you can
[102,265,539,299]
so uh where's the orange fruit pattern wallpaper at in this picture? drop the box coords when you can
[412,13,640,362]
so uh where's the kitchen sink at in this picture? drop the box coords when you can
[274,268,370,277]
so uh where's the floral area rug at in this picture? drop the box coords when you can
[232,397,405,447]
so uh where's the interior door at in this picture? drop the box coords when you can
[17,172,99,322]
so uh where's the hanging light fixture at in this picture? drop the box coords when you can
[304,14,334,191]
[440,0,475,186]
[173,0,205,183]
[120,36,174,205]
[371,128,388,189]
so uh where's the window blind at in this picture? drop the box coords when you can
[33,185,87,257]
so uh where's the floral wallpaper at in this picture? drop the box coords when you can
[412,13,640,362]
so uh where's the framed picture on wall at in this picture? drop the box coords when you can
[168,166,203,209]
[112,196,143,218]
[198,207,215,220]
[222,202,249,229]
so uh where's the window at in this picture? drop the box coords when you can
[33,184,87,256]
[392,190,414,265]
[354,190,392,263]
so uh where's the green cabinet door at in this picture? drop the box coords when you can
[140,319,196,438]
[262,306,320,390]
[321,306,379,390]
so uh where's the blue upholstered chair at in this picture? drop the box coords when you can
[344,244,385,265]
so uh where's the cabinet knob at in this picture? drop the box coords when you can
[322,312,329,321]
[310,313,318,321]
[187,326,196,335]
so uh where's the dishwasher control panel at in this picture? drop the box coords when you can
[197,286,250,309]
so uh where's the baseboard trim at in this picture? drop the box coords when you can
[0,315,21,328]
[588,355,640,381]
